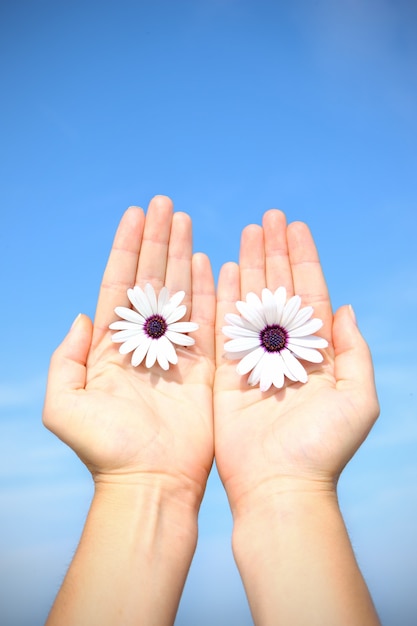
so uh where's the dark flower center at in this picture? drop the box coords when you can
[260,324,288,353]
[144,314,167,339]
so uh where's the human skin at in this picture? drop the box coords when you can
[214,209,381,625]
[42,196,216,626]
[43,198,380,625]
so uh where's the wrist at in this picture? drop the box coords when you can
[231,476,340,553]
[46,470,201,626]
[229,474,337,522]
[230,479,380,626]
[232,482,343,594]
[92,471,205,524]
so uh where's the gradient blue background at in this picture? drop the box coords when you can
[1,1,416,624]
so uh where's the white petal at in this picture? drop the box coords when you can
[157,286,170,313]
[144,283,158,313]
[247,357,263,386]
[109,320,143,331]
[236,301,265,329]
[168,290,185,308]
[288,318,323,337]
[259,377,272,392]
[160,291,186,323]
[128,286,153,318]
[236,346,265,375]
[224,312,245,326]
[246,292,263,309]
[119,334,146,354]
[259,354,275,391]
[222,325,259,339]
[281,349,308,383]
[272,360,285,389]
[111,329,142,343]
[281,355,298,381]
[248,370,260,386]
[287,343,324,363]
[281,295,301,328]
[131,337,152,366]
[225,349,254,360]
[288,305,314,330]
[156,351,169,370]
[288,335,328,349]
[114,306,145,324]
[274,287,287,323]
[165,330,195,346]
[224,337,261,353]
[168,321,199,333]
[165,304,187,324]
[224,313,260,333]
[145,339,158,368]
[155,337,170,370]
[262,288,279,325]
[158,335,178,364]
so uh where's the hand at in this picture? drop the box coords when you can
[214,209,379,514]
[43,196,215,504]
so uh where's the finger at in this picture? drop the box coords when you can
[93,206,145,345]
[216,261,241,366]
[43,314,93,429]
[239,224,265,297]
[333,305,380,426]
[165,211,192,315]
[191,252,216,360]
[287,221,333,340]
[262,209,293,295]
[136,195,174,289]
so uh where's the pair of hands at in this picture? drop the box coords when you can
[43,196,379,516]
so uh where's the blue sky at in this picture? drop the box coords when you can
[1,0,416,624]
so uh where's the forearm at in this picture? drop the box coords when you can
[46,478,201,626]
[232,484,380,626]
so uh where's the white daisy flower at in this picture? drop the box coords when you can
[109,283,199,370]
[223,287,328,392]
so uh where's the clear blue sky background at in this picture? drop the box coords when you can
[1,1,416,624]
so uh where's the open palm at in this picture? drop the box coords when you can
[214,210,379,512]
[43,196,215,496]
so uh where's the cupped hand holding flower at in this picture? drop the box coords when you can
[43,196,215,500]
[42,196,216,625]
[214,209,380,514]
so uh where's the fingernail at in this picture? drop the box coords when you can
[348,304,357,325]
[71,313,82,330]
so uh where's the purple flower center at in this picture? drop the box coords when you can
[260,324,288,353]
[144,314,167,339]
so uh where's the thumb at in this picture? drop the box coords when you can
[333,304,379,419]
[43,314,93,427]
